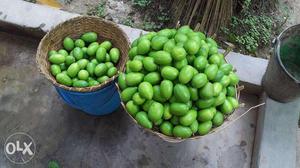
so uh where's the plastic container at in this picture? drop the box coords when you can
[36,16,130,115]
[55,81,120,115]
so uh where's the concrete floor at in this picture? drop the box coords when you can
[0,31,259,168]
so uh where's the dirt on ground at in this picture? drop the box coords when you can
[58,0,148,30]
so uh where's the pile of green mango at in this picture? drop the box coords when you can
[118,26,240,139]
[48,32,120,88]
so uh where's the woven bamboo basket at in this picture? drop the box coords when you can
[36,16,130,92]
[118,80,243,143]
[117,34,245,142]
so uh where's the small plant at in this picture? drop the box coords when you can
[157,11,170,23]
[48,160,60,168]
[142,21,160,31]
[122,18,135,27]
[222,0,274,53]
[132,0,152,8]
[87,1,106,17]
[222,13,273,53]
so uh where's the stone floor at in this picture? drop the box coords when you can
[0,31,259,168]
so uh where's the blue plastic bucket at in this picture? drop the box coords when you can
[36,16,130,116]
[55,81,121,116]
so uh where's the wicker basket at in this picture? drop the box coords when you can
[36,16,130,92]
[117,55,242,142]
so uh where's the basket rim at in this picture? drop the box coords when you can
[36,16,130,92]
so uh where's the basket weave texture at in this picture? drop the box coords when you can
[36,16,130,92]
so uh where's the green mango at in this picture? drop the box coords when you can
[142,100,154,112]
[109,48,120,64]
[196,98,216,109]
[184,40,200,55]
[56,73,72,86]
[100,41,112,50]
[96,47,107,63]
[86,62,96,76]
[158,29,173,38]
[208,54,222,66]
[94,63,108,77]
[49,54,65,64]
[137,38,151,55]
[118,73,127,90]
[160,80,173,100]
[142,57,158,72]
[73,80,89,87]
[204,64,218,81]
[75,39,85,48]
[125,72,144,86]
[212,112,224,127]
[151,35,169,50]
[135,112,153,129]
[214,92,226,106]
[160,121,173,136]
[67,63,80,78]
[50,65,61,76]
[190,120,199,133]
[128,47,138,60]
[220,99,234,114]
[121,87,137,102]
[197,107,216,122]
[179,110,197,126]
[173,125,192,138]
[163,39,176,53]
[197,44,209,58]
[97,76,109,83]
[144,72,161,85]
[229,72,239,86]
[170,103,189,116]
[87,43,99,56]
[193,56,208,71]
[148,102,164,122]
[138,82,153,100]
[77,59,89,69]
[81,32,97,43]
[126,100,139,116]
[199,82,214,99]
[198,121,212,135]
[63,37,74,51]
[191,73,208,88]
[227,97,239,109]
[163,104,172,120]
[174,58,188,70]
[188,87,199,101]
[220,75,231,87]
[219,63,233,75]
[171,46,187,61]
[227,86,236,97]
[153,85,167,103]
[107,67,117,77]
[129,60,143,72]
[213,82,223,96]
[132,93,146,105]
[179,65,194,84]
[153,51,172,65]
[161,66,179,80]
[174,84,190,103]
